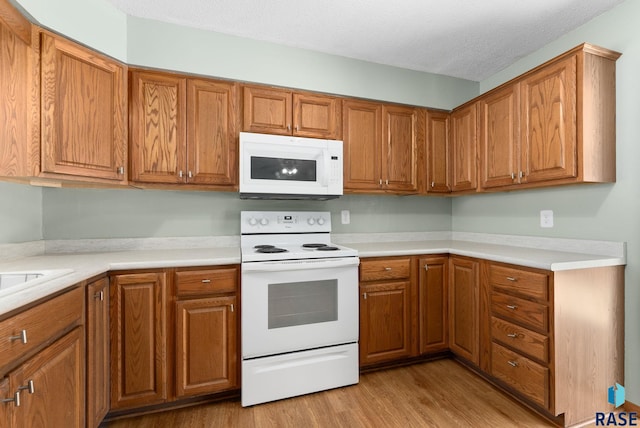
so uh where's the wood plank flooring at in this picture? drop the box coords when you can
[104,359,555,427]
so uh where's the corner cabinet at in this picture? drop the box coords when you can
[129,70,238,188]
[242,85,342,139]
[343,100,421,194]
[450,103,478,193]
[425,110,450,193]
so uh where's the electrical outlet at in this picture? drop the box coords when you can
[341,210,350,225]
[540,210,554,228]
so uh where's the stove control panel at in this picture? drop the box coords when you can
[241,211,332,234]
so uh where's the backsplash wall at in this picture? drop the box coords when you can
[41,187,452,240]
[0,182,43,243]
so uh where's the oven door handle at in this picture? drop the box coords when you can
[242,257,360,272]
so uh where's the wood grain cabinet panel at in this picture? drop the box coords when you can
[448,256,479,364]
[175,296,237,397]
[426,110,450,193]
[450,103,478,192]
[110,272,168,410]
[40,32,127,182]
[293,92,341,139]
[342,99,383,191]
[86,277,109,428]
[418,256,448,353]
[383,105,420,193]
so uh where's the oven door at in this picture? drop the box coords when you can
[241,257,359,359]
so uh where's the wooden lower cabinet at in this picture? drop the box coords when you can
[175,295,238,397]
[448,256,480,365]
[86,277,109,428]
[418,256,449,353]
[110,272,168,410]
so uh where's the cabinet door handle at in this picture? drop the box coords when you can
[178,170,184,178]
[507,360,519,367]
[506,333,518,338]
[519,171,524,179]
[506,304,518,310]
[201,279,211,284]
[1,391,20,407]
[431,181,435,188]
[188,171,193,179]
[384,267,392,271]
[230,304,234,312]
[506,276,517,282]
[511,172,515,180]
[10,330,27,344]
[363,292,367,300]
[287,124,292,132]
[385,179,389,186]
[18,380,35,395]
[424,264,429,271]
[94,291,104,301]
[117,166,124,175]
[379,179,383,186]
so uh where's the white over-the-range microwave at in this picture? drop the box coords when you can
[239,132,344,200]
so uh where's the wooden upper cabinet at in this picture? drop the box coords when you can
[40,32,127,182]
[129,70,186,184]
[243,85,341,139]
[130,70,237,187]
[450,103,478,192]
[479,84,520,189]
[520,55,577,183]
[342,99,383,191]
[186,79,238,186]
[426,110,450,193]
[383,105,420,193]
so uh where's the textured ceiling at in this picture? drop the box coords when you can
[105,0,623,81]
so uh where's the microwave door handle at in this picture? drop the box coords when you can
[322,149,330,186]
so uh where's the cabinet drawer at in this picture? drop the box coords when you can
[491,342,549,408]
[175,268,238,296]
[490,265,549,301]
[0,286,83,372]
[491,316,549,363]
[491,292,548,333]
[360,258,411,282]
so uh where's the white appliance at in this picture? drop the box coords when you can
[240,211,359,407]
[239,132,343,200]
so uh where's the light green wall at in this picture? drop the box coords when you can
[41,188,451,239]
[454,0,639,403]
[126,17,477,110]
[0,182,42,243]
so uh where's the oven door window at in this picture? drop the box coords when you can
[251,156,317,182]
[268,279,337,329]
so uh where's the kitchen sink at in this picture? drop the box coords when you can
[0,269,74,292]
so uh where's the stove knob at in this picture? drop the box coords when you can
[260,218,269,226]
[317,217,326,226]
[248,218,258,226]
[307,218,316,225]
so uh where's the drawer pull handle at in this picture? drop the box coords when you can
[507,360,519,368]
[1,391,20,407]
[10,330,27,344]
[94,291,104,301]
[506,305,518,310]
[506,333,519,338]
[506,276,517,282]
[18,380,35,395]
[384,267,392,271]
[201,279,211,283]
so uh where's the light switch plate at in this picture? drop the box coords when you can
[540,210,554,228]
[341,210,350,225]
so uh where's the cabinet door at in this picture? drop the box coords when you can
[520,55,577,183]
[186,79,238,186]
[110,272,168,410]
[0,378,10,427]
[12,328,84,428]
[86,278,109,428]
[342,99,383,191]
[480,84,520,189]
[40,33,127,182]
[292,92,341,139]
[418,256,448,354]
[175,296,237,397]
[426,110,450,193]
[359,281,412,366]
[383,105,419,193]
[129,70,187,183]
[450,103,478,192]
[449,257,479,365]
[242,86,292,135]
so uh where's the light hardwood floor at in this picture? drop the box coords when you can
[105,359,555,427]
